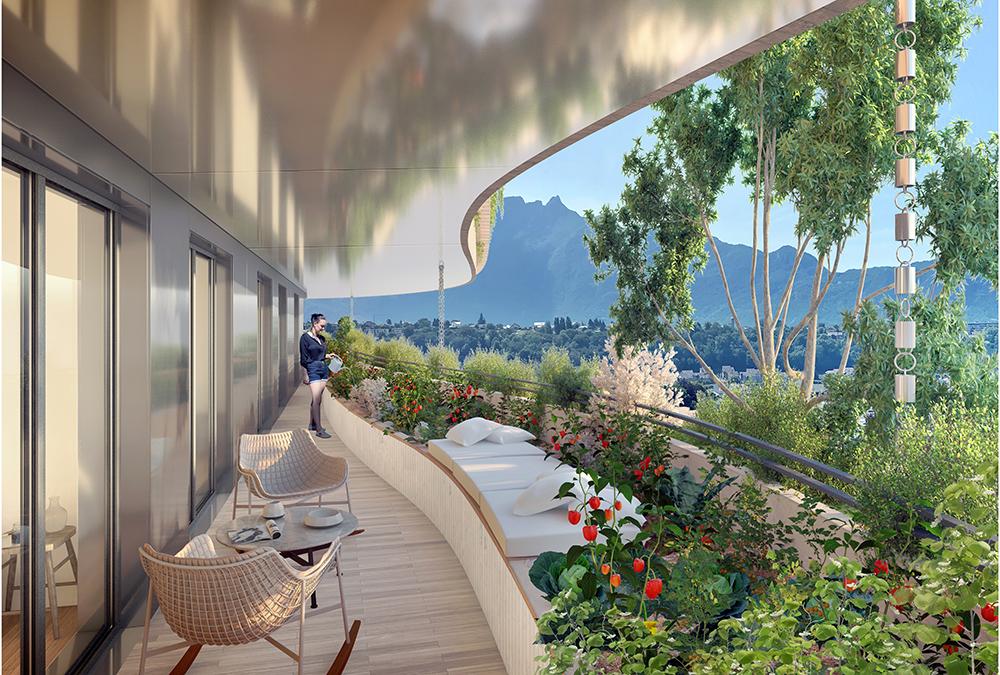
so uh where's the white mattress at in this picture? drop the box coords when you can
[426,438,545,472]
[452,455,566,507]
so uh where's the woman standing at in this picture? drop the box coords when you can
[300,313,339,438]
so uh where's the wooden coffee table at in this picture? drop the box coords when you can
[211,506,363,675]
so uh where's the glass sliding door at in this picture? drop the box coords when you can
[1,163,113,674]
[256,277,272,432]
[191,251,215,517]
[277,286,287,402]
[42,185,111,673]
[2,164,28,674]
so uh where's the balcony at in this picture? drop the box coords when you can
[2,0,996,673]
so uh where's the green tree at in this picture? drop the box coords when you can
[825,290,998,451]
[919,122,999,289]
[586,0,981,403]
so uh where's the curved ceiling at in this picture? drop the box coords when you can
[2,0,862,297]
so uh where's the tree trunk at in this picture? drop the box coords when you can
[839,210,872,373]
[749,101,766,373]
[701,213,762,371]
[760,129,777,367]
[651,296,746,406]
[800,308,820,398]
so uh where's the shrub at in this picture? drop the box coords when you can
[537,346,596,408]
[329,316,354,354]
[591,337,686,415]
[343,326,376,358]
[462,349,537,395]
[371,337,424,370]
[348,377,389,419]
[853,400,998,534]
[425,345,460,375]
[696,375,828,476]
[327,361,367,399]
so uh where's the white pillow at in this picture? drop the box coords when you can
[514,470,642,517]
[486,424,536,444]
[513,471,583,515]
[445,417,500,447]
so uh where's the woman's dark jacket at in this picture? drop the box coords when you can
[299,332,326,368]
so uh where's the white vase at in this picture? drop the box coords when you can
[45,497,68,533]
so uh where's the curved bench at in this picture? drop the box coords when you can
[324,396,546,675]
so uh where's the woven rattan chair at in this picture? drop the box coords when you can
[137,534,342,674]
[234,429,351,518]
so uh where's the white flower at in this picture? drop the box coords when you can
[590,338,687,417]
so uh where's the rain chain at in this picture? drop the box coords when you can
[893,0,917,403]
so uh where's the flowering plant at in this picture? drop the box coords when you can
[443,383,495,425]
[384,370,437,434]
[590,337,686,416]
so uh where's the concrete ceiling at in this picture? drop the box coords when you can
[2,0,862,297]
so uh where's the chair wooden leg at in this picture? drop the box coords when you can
[167,645,202,675]
[44,550,59,639]
[232,478,240,519]
[326,621,361,675]
[138,584,154,675]
[335,551,349,638]
[64,537,79,583]
[4,554,16,612]
[298,588,307,675]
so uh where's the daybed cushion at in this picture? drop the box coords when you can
[480,488,585,558]
[426,438,545,472]
[445,417,500,446]
[480,488,644,558]
[485,425,536,444]
[451,454,565,506]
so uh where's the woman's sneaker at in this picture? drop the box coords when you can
[315,428,331,439]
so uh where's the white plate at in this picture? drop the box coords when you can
[304,507,343,528]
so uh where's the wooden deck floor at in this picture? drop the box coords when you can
[117,386,506,675]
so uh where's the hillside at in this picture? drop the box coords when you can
[307,196,998,325]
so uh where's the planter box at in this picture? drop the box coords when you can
[325,395,546,675]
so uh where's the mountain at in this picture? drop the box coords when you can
[307,196,998,326]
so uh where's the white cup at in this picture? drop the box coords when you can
[262,501,285,519]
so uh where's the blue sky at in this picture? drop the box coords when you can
[506,2,997,270]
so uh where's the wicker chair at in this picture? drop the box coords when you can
[137,534,342,674]
[234,429,351,518]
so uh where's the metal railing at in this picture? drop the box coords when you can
[350,350,978,535]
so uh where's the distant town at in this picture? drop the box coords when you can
[344,315,998,400]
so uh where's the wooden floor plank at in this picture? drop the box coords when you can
[116,385,506,674]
